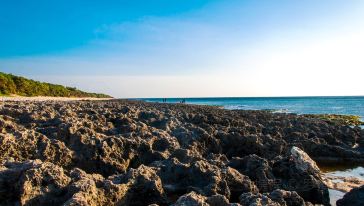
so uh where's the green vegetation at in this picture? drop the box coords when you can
[0,72,111,98]
[304,114,364,126]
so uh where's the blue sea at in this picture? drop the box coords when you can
[141,96,364,121]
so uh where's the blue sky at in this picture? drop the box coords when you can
[0,0,216,57]
[1,0,363,97]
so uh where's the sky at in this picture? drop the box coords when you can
[0,0,363,98]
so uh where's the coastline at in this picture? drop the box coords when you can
[0,99,363,205]
[143,96,364,122]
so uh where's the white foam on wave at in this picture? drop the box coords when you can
[271,109,291,113]
[223,105,293,114]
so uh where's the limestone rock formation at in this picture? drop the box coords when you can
[0,100,362,205]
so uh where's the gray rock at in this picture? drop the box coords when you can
[0,100,362,205]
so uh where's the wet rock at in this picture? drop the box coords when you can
[336,185,364,206]
[359,130,364,148]
[323,174,364,193]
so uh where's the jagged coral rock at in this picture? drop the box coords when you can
[0,160,71,205]
[0,100,362,205]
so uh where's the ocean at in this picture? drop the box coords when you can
[141,96,364,120]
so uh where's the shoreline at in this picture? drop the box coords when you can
[143,96,364,123]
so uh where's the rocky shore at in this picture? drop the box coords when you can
[0,100,363,206]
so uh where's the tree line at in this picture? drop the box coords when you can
[0,72,111,98]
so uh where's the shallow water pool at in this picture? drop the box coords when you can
[320,165,364,205]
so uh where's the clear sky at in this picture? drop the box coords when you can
[1,0,363,97]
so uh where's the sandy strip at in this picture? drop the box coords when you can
[0,96,113,102]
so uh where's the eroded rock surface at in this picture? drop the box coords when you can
[1,100,363,205]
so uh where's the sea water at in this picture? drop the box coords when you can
[323,165,364,205]
[141,96,364,121]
